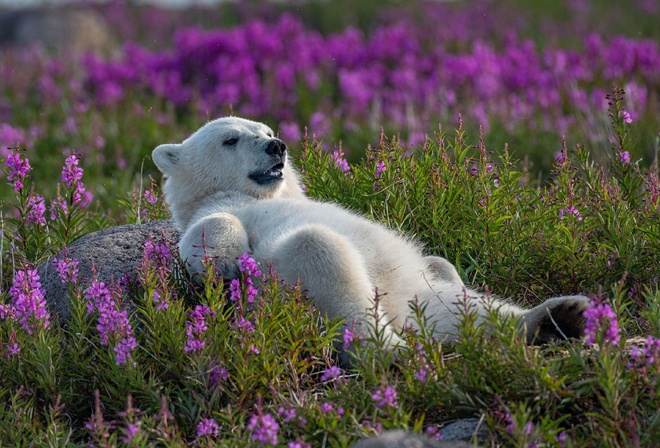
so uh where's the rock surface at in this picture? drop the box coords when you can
[0,7,116,54]
[38,220,179,321]
[351,430,475,448]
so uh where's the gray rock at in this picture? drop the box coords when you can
[38,220,179,321]
[439,418,488,442]
[351,430,474,448]
[0,7,116,54]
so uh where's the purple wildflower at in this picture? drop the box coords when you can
[8,269,50,335]
[414,368,428,383]
[6,342,20,358]
[229,278,241,301]
[25,195,46,226]
[143,240,171,269]
[619,151,631,164]
[629,335,660,368]
[197,418,219,438]
[320,402,334,413]
[115,337,138,365]
[504,413,516,435]
[343,327,355,349]
[559,205,583,221]
[277,406,297,423]
[331,151,351,173]
[425,426,443,440]
[151,291,168,311]
[238,253,262,276]
[52,256,80,284]
[5,151,31,193]
[144,189,158,204]
[49,196,68,221]
[84,280,135,364]
[321,365,342,382]
[375,160,387,176]
[61,155,88,205]
[232,316,255,333]
[556,431,568,447]
[288,443,311,448]
[209,365,229,388]
[362,419,383,435]
[583,300,620,346]
[184,305,216,353]
[62,154,83,187]
[121,423,140,444]
[621,110,633,124]
[372,385,398,408]
[247,413,279,446]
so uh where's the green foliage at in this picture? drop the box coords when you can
[0,86,659,445]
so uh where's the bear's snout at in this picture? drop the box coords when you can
[265,139,287,158]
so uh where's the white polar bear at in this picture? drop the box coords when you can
[152,117,589,360]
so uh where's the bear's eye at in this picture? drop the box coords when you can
[224,138,238,146]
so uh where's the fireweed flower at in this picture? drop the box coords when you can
[184,305,216,353]
[321,365,341,382]
[197,417,219,438]
[115,337,137,365]
[238,253,262,276]
[144,189,159,204]
[372,385,398,408]
[584,301,620,346]
[558,205,583,221]
[121,423,140,444]
[331,150,351,173]
[209,364,229,388]
[247,413,279,446]
[621,110,633,124]
[25,195,46,226]
[85,280,136,364]
[343,327,355,349]
[231,253,262,303]
[619,151,631,164]
[374,160,387,176]
[232,316,255,333]
[143,240,171,270]
[51,255,80,284]
[61,154,88,205]
[414,368,428,383]
[8,269,50,335]
[277,406,297,423]
[6,342,20,357]
[629,335,660,368]
[5,151,31,193]
[425,426,443,440]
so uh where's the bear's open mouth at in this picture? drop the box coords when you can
[249,163,285,185]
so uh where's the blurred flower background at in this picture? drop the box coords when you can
[0,0,658,213]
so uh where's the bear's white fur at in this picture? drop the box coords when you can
[153,117,589,360]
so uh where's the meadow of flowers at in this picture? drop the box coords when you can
[0,0,659,446]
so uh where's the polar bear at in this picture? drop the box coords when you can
[152,117,589,360]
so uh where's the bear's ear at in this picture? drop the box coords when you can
[152,144,182,175]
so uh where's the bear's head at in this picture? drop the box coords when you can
[153,117,304,227]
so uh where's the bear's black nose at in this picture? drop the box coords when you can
[265,139,287,157]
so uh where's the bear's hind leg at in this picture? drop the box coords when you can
[269,225,404,360]
[523,295,589,344]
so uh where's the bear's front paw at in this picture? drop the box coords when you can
[524,295,590,345]
[185,255,241,280]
